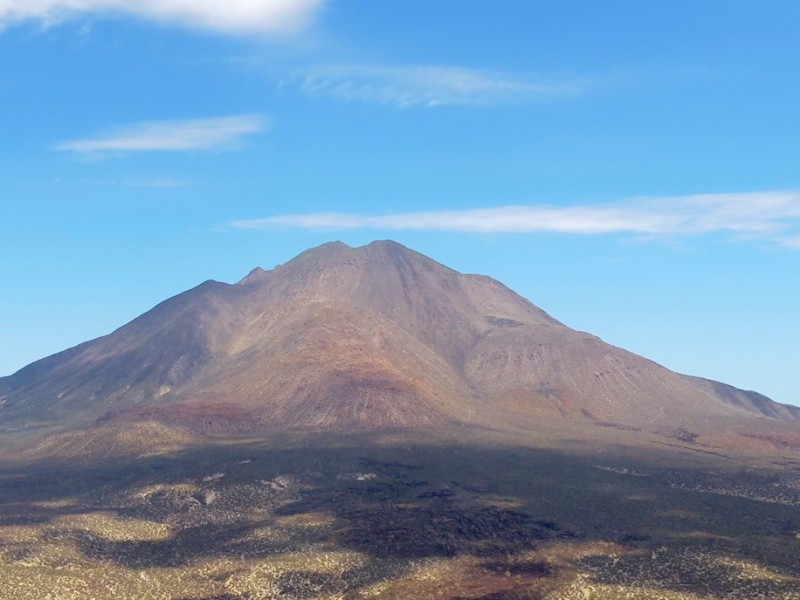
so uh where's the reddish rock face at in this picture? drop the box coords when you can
[1,240,798,444]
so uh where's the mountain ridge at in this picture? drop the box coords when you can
[1,240,798,445]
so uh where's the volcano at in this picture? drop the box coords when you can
[1,240,798,442]
[4,241,800,599]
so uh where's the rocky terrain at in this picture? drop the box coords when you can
[2,240,800,598]
[2,428,800,599]
[1,241,798,445]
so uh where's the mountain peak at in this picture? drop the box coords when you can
[363,239,408,251]
[1,240,797,440]
[313,240,352,251]
[361,239,448,269]
[238,267,269,286]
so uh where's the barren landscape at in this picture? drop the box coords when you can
[1,241,800,599]
[2,426,800,599]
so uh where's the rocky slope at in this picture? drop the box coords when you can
[1,240,798,439]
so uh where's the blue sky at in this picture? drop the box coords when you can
[1,1,799,406]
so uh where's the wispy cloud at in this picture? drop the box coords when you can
[0,0,325,35]
[229,191,800,248]
[54,114,269,154]
[55,176,190,188]
[288,64,587,108]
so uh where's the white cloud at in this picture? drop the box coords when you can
[55,176,190,187]
[54,114,269,154]
[292,64,586,108]
[229,191,800,248]
[0,0,325,35]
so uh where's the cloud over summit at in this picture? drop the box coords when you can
[230,191,800,249]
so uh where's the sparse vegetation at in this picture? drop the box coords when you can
[2,243,800,597]
[2,429,800,599]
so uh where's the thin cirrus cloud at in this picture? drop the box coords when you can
[0,0,326,35]
[229,191,800,248]
[55,176,190,188]
[53,114,269,154]
[292,64,587,108]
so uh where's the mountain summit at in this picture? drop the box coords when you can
[1,240,798,442]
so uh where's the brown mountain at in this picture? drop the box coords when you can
[1,240,798,443]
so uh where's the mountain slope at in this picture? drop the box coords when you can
[1,240,797,438]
